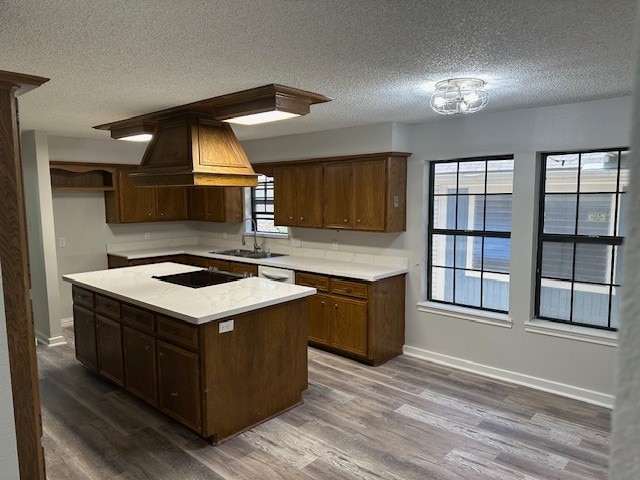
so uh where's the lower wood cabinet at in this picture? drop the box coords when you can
[73,305,98,370]
[297,272,405,366]
[96,315,124,386]
[123,327,157,406]
[71,286,308,444]
[157,341,201,431]
[108,253,259,277]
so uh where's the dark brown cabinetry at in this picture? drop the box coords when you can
[296,271,405,365]
[274,164,323,228]
[108,254,259,277]
[71,286,308,443]
[105,167,188,223]
[272,152,408,232]
[187,187,243,223]
[123,327,157,406]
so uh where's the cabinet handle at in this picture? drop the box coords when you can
[159,352,166,357]
[289,216,294,220]
[86,318,91,324]
[160,212,164,216]
[343,218,348,223]
[320,301,325,305]
[357,219,362,223]
[299,216,304,221]
[144,345,151,351]
[148,212,152,217]
[345,288,353,293]
[170,392,178,397]
[334,304,338,309]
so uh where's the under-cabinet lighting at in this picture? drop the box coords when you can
[117,133,153,142]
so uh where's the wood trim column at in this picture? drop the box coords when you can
[0,70,49,480]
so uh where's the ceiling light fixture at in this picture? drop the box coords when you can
[110,122,156,142]
[430,78,488,115]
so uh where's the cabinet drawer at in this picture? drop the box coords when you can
[157,315,198,350]
[330,278,368,299]
[122,304,155,333]
[296,272,329,292]
[72,286,94,309]
[95,294,121,319]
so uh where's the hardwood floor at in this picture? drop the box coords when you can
[38,326,609,479]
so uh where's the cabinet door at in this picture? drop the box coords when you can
[308,293,331,345]
[155,187,187,221]
[157,341,201,432]
[123,327,157,406]
[323,163,352,229]
[73,305,98,371]
[352,160,386,231]
[187,188,207,220]
[206,258,231,271]
[205,188,226,222]
[297,165,323,227]
[227,261,258,277]
[96,314,124,386]
[274,166,297,226]
[117,169,156,222]
[223,187,244,223]
[331,297,368,356]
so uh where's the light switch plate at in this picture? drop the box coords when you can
[219,319,234,333]
[291,237,301,248]
[393,195,399,208]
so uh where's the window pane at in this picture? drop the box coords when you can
[617,193,627,237]
[579,152,618,193]
[431,234,454,267]
[432,195,456,229]
[455,235,475,268]
[619,150,629,192]
[545,154,578,193]
[482,273,509,311]
[431,267,453,302]
[539,279,571,320]
[541,242,573,280]
[572,283,610,328]
[483,237,510,273]
[611,286,621,330]
[486,160,514,194]
[484,195,512,232]
[574,243,612,284]
[614,245,624,285]
[577,193,615,236]
[544,194,577,234]
[458,161,486,193]
[458,195,482,230]
[433,163,457,194]
[454,270,481,307]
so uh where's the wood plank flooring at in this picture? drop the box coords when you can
[38,326,610,479]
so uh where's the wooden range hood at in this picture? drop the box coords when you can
[94,85,331,187]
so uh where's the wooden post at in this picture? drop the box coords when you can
[0,70,49,480]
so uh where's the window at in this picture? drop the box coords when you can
[536,148,628,330]
[250,175,288,235]
[428,156,514,313]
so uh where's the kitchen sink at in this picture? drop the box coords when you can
[212,249,287,259]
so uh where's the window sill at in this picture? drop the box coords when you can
[417,301,512,328]
[524,319,618,347]
[244,231,289,240]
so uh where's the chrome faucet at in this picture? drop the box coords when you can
[241,218,264,253]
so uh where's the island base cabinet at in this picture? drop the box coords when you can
[73,305,98,371]
[157,341,201,432]
[96,315,124,386]
[123,327,157,406]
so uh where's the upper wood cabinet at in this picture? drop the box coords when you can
[274,164,323,228]
[272,152,408,232]
[105,167,188,223]
[187,187,243,223]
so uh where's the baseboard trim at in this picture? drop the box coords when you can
[61,316,73,327]
[403,345,614,409]
[35,331,66,347]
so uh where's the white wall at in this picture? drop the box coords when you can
[0,264,20,480]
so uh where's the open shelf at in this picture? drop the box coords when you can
[50,162,118,191]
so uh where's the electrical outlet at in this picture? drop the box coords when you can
[291,237,301,248]
[219,319,234,333]
[223,232,228,239]
[332,240,338,251]
[144,232,150,240]
[393,195,399,208]
[58,237,66,248]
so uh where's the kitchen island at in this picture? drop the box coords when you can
[63,262,316,444]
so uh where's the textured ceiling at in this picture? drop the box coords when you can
[0,0,636,141]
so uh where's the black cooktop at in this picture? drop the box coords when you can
[153,269,244,289]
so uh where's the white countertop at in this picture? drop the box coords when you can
[63,262,316,325]
[108,245,408,282]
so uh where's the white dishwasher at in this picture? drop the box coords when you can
[257,265,296,284]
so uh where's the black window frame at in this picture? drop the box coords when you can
[535,147,628,331]
[427,154,514,314]
[250,174,288,235]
